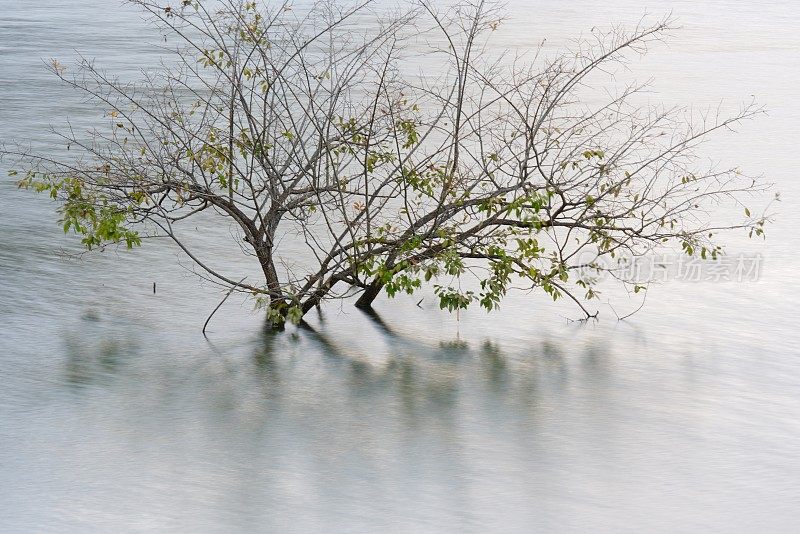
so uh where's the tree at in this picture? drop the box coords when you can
[4,0,770,327]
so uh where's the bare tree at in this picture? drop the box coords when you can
[4,0,770,326]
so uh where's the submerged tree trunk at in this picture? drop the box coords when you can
[355,281,383,309]
[300,276,340,315]
[257,243,282,299]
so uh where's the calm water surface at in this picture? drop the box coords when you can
[1,1,799,532]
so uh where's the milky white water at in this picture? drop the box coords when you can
[1,1,798,532]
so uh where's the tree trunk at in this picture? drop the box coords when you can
[258,246,282,298]
[300,277,339,315]
[355,281,383,309]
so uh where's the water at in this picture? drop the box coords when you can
[1,1,799,532]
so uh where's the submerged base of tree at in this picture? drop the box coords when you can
[355,283,384,310]
[4,0,770,328]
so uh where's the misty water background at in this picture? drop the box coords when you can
[1,1,798,532]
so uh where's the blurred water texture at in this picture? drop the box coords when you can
[1,1,799,532]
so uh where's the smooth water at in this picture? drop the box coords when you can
[1,1,799,532]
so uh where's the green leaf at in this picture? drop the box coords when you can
[286,305,303,325]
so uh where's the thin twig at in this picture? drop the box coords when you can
[203,277,247,336]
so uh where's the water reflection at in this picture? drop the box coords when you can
[57,309,591,428]
[62,316,139,388]
[0,295,790,531]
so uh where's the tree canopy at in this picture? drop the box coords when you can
[5,0,770,326]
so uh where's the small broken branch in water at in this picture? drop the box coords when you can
[203,277,247,336]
